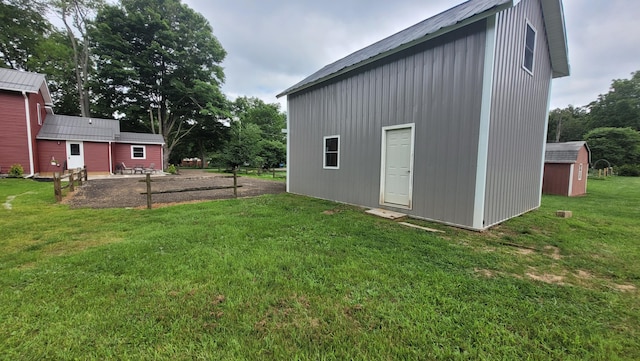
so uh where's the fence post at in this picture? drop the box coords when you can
[69,172,75,192]
[146,173,152,209]
[83,165,88,182]
[77,169,83,187]
[53,172,62,202]
[233,166,238,198]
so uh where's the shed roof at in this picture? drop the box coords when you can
[119,132,165,145]
[37,114,164,145]
[277,0,569,98]
[0,68,53,105]
[545,141,589,164]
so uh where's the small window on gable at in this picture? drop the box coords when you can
[131,145,146,159]
[323,135,339,169]
[37,103,42,125]
[578,163,583,181]
[523,22,536,74]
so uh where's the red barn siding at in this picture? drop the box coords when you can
[542,163,571,196]
[0,91,31,174]
[570,147,589,196]
[82,142,111,174]
[113,143,162,170]
[37,140,67,175]
[543,145,590,197]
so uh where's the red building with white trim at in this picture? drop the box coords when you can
[542,141,590,197]
[0,68,164,176]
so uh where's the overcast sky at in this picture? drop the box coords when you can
[181,0,640,111]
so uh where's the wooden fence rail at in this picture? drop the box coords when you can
[53,166,88,202]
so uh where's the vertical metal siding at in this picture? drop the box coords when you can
[484,0,553,227]
[288,21,487,228]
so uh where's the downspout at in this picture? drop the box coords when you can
[108,141,113,174]
[22,91,35,178]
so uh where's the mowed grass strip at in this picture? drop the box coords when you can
[0,177,638,360]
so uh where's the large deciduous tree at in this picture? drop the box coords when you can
[546,105,589,143]
[584,127,640,167]
[91,0,227,167]
[49,0,104,117]
[589,71,640,131]
[0,0,50,70]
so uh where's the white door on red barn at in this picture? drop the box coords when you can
[66,141,84,169]
[380,125,414,208]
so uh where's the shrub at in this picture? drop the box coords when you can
[8,164,24,178]
[617,164,640,177]
[167,164,178,175]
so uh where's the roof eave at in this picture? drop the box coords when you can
[541,0,570,78]
[277,2,514,98]
[115,140,165,145]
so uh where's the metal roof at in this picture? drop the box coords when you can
[545,141,589,164]
[119,132,165,145]
[0,68,53,105]
[37,114,120,142]
[277,0,569,98]
[37,114,164,144]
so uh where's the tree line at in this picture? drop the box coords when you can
[1,0,286,169]
[548,71,640,174]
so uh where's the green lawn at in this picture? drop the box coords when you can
[0,176,638,360]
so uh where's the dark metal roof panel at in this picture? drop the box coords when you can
[545,141,586,163]
[277,0,513,97]
[0,68,54,104]
[37,114,119,142]
[0,68,44,93]
[118,132,165,145]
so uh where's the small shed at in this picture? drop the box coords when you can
[543,141,590,196]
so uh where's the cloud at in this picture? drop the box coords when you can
[184,0,640,111]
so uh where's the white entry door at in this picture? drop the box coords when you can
[380,125,414,208]
[66,141,84,169]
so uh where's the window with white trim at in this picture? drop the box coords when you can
[578,163,583,181]
[523,22,536,74]
[323,135,340,169]
[131,145,146,159]
[37,103,42,125]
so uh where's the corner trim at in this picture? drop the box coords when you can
[472,14,497,230]
[22,91,36,177]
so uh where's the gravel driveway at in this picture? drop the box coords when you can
[63,169,286,209]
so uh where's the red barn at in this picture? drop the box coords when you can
[542,141,590,197]
[0,68,164,177]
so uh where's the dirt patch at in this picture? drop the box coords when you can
[525,268,565,285]
[543,245,562,260]
[515,248,535,256]
[63,169,285,209]
[474,268,495,278]
[612,284,637,292]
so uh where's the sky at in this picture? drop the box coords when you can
[182,0,639,112]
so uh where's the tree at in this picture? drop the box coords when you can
[0,0,50,70]
[547,105,589,142]
[28,30,80,115]
[589,71,640,131]
[232,97,286,142]
[225,97,287,168]
[221,122,263,168]
[583,127,640,167]
[49,0,104,117]
[91,0,227,167]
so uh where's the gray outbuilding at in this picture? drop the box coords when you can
[277,0,570,230]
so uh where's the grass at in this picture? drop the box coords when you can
[0,176,638,360]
